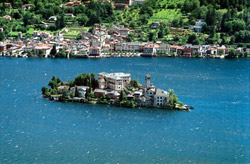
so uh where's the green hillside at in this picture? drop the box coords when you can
[0,0,249,46]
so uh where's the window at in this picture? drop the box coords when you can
[157,103,159,106]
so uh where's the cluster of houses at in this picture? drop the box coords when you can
[1,22,249,58]
[56,72,170,108]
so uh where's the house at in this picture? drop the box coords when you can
[77,47,89,56]
[98,72,131,91]
[22,4,32,10]
[34,43,53,57]
[170,45,184,55]
[106,90,120,99]
[65,1,82,7]
[183,44,194,57]
[48,16,57,22]
[156,44,170,55]
[236,47,243,54]
[3,15,12,21]
[127,41,142,52]
[113,0,132,5]
[113,0,132,9]
[133,0,145,6]
[119,28,130,36]
[141,44,159,57]
[217,45,227,55]
[0,43,7,52]
[115,42,123,51]
[65,13,75,18]
[102,44,110,52]
[4,3,12,8]
[207,46,217,55]
[89,46,101,56]
[200,45,210,56]
[150,22,160,29]
[94,89,106,98]
[153,88,169,107]
[17,32,23,39]
[76,86,90,97]
[133,91,143,98]
[190,19,206,33]
[33,31,39,37]
[57,85,70,94]
[40,32,51,38]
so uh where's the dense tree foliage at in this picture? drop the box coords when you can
[74,73,98,89]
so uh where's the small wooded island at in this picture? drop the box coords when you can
[42,72,191,111]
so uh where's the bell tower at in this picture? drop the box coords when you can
[145,74,151,89]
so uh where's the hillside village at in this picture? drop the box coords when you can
[42,72,189,110]
[0,22,249,59]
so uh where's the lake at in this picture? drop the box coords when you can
[0,57,249,164]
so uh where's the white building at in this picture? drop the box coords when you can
[142,44,159,57]
[98,72,131,91]
[76,86,90,97]
[133,0,145,6]
[153,88,169,107]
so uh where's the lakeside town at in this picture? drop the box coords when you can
[1,0,250,59]
[1,22,249,59]
[42,72,191,110]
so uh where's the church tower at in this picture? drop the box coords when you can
[145,74,151,89]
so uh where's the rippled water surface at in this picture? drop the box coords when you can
[0,57,250,164]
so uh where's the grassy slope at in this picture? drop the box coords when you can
[148,9,182,24]
[148,0,185,24]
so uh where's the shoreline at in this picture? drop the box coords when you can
[43,95,192,111]
[1,53,249,59]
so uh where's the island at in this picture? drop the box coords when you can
[42,72,191,111]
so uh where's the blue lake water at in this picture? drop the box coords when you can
[0,57,250,164]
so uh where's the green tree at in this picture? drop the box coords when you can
[51,45,57,56]
[173,94,178,105]
[42,86,49,94]
[119,90,127,101]
[205,5,216,26]
[187,34,198,44]
[183,0,200,13]
[168,89,178,107]
[52,75,57,81]
[85,88,90,98]
[149,32,156,42]
[49,80,57,89]
[23,12,33,27]
[77,14,89,26]
[131,79,139,88]
[227,48,237,58]
[56,15,65,29]
[74,74,84,86]
[0,32,5,41]
[51,88,57,95]
[56,50,67,58]
[61,89,70,101]
[75,87,79,97]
